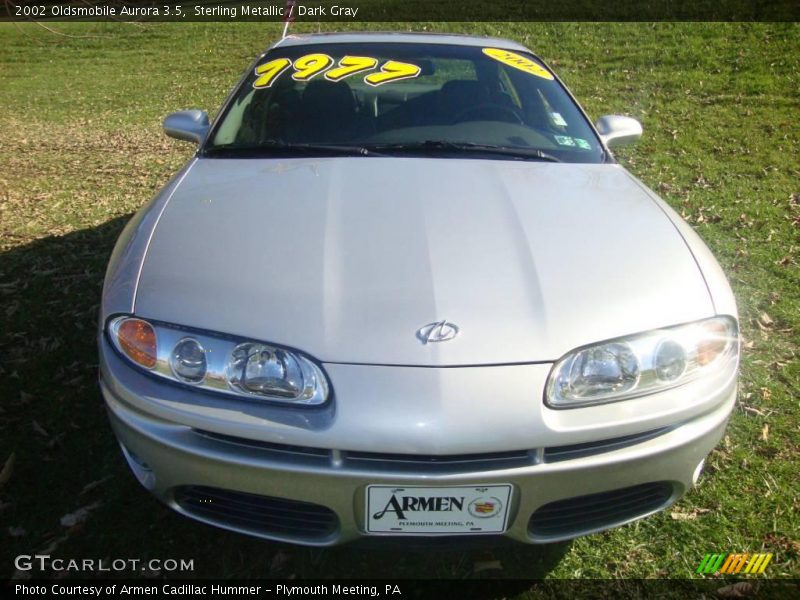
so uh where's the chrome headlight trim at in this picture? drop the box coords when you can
[107,315,329,406]
[545,316,739,409]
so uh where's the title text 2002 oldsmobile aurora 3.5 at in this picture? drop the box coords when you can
[99,33,739,545]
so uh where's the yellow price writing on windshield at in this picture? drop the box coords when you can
[253,57,292,88]
[325,56,379,82]
[364,60,422,87]
[291,53,334,81]
[482,48,554,80]
[253,54,421,88]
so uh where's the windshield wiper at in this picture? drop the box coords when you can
[367,140,561,162]
[203,140,382,157]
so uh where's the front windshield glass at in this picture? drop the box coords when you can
[206,42,604,163]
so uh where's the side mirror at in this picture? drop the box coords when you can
[163,110,210,144]
[595,115,643,148]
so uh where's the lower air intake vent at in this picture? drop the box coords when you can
[174,486,337,540]
[528,481,674,538]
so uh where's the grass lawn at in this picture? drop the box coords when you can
[0,20,798,588]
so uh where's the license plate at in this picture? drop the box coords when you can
[365,484,512,534]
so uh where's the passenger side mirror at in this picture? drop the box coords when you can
[163,110,210,144]
[595,115,643,148]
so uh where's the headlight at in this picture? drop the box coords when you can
[108,316,329,405]
[170,338,207,384]
[545,316,738,408]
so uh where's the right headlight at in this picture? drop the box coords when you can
[107,316,329,406]
[545,316,739,408]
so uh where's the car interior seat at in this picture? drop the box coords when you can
[299,80,362,142]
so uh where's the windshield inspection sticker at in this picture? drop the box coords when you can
[554,135,576,146]
[253,54,421,88]
[482,48,554,80]
[574,138,592,150]
[550,112,568,127]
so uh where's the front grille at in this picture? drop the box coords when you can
[343,449,534,473]
[193,429,332,466]
[543,427,672,463]
[192,426,671,473]
[528,481,674,538]
[174,485,338,540]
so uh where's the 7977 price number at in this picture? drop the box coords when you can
[253,54,422,89]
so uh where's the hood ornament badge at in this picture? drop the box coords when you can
[417,320,459,344]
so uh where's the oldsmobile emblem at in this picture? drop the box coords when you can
[417,320,459,344]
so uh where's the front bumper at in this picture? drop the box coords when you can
[100,337,736,546]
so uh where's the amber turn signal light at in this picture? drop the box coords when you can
[117,318,157,369]
[696,320,730,366]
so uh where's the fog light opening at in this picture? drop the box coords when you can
[692,459,706,485]
[120,443,156,490]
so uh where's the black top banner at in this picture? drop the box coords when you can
[2,0,799,22]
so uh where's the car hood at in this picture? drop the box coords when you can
[135,157,713,366]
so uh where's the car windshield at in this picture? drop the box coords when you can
[205,42,605,163]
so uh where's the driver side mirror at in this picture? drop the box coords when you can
[163,110,210,144]
[595,115,643,148]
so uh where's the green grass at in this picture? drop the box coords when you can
[1,21,798,588]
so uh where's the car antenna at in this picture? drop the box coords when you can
[282,0,297,39]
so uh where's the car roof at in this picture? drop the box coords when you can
[270,31,531,53]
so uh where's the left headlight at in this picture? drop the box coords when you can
[107,316,329,405]
[545,316,739,408]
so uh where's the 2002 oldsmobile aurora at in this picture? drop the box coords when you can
[99,33,739,545]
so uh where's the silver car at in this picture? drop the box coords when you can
[99,32,739,546]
